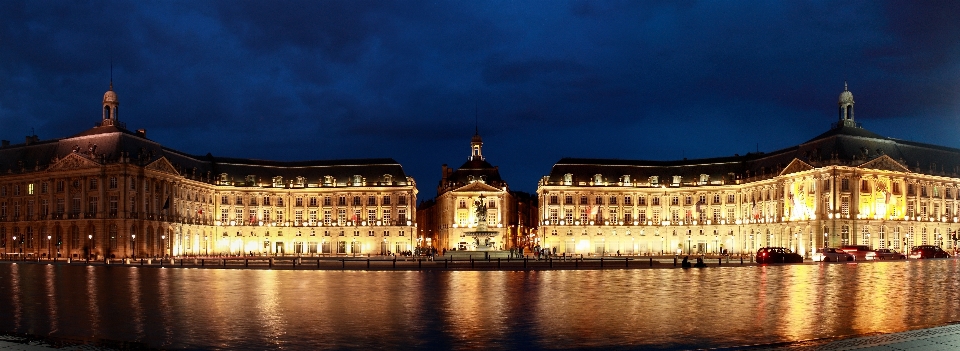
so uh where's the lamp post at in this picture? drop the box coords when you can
[88,234,93,260]
[131,234,136,259]
[161,234,166,258]
[11,236,16,258]
[47,235,51,260]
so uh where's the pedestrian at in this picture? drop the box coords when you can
[617,250,621,257]
[681,256,691,268]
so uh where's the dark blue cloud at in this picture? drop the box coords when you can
[2,0,960,197]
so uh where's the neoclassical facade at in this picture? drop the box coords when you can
[417,133,533,251]
[0,85,418,259]
[537,85,960,256]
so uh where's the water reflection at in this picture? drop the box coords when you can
[0,261,959,350]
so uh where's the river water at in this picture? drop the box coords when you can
[0,260,958,350]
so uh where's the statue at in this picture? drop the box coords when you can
[474,197,487,224]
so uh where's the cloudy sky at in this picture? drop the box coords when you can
[3,1,960,197]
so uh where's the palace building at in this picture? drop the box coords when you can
[0,84,418,259]
[417,132,536,251]
[537,84,960,257]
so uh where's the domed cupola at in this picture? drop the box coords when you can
[470,132,484,161]
[838,82,855,127]
[101,82,119,126]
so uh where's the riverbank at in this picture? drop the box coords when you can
[0,254,768,271]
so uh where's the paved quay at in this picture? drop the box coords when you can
[4,324,960,350]
[0,254,764,271]
[740,322,960,351]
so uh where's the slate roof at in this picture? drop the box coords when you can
[545,124,960,186]
[0,124,410,185]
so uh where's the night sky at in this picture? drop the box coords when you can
[3,1,960,198]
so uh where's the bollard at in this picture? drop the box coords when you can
[270,258,274,268]
[317,259,321,269]
[718,258,722,266]
[246,259,249,268]
[625,257,628,268]
[202,259,205,266]
[650,257,653,267]
[674,257,678,266]
[498,257,501,269]
[470,257,474,269]
[601,257,604,268]
[180,259,183,267]
[740,256,743,264]
[418,259,422,270]
[393,258,397,270]
[549,257,553,268]
[524,257,527,269]
[367,259,370,270]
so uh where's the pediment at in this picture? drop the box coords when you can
[145,157,180,176]
[779,158,814,176]
[47,153,101,171]
[858,155,911,173]
[452,181,503,193]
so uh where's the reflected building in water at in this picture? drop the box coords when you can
[0,84,418,259]
[538,84,960,257]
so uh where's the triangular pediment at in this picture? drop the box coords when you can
[47,152,101,171]
[858,154,911,173]
[145,157,180,176]
[452,181,503,193]
[779,158,814,176]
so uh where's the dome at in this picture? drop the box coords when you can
[103,88,118,104]
[471,133,482,143]
[838,83,854,105]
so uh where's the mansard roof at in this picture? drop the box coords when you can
[545,124,960,186]
[0,125,410,186]
[447,158,504,185]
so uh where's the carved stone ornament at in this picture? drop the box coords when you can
[47,153,100,171]
[858,155,911,173]
[145,157,180,176]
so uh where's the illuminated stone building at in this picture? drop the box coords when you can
[418,132,533,251]
[538,84,960,257]
[0,85,417,259]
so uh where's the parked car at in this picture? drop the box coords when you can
[812,248,854,262]
[756,247,803,264]
[909,245,951,259]
[840,245,873,261]
[866,248,906,260]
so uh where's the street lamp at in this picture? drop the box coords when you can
[161,234,166,258]
[47,235,51,260]
[11,236,16,258]
[131,234,136,259]
[88,234,93,260]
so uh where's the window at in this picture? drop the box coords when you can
[841,197,850,217]
[338,196,346,206]
[671,197,679,206]
[624,196,632,205]
[324,197,332,206]
[398,195,407,205]
[41,182,48,194]
[262,209,271,222]
[367,209,376,221]
[296,198,303,207]
[367,196,376,206]
[564,196,573,205]
[276,210,284,223]
[56,181,64,193]
[236,196,243,205]
[324,210,331,225]
[684,196,692,205]
[398,209,407,223]
[841,178,849,191]
[549,209,559,222]
[221,196,228,205]
[382,196,390,205]
[638,196,646,205]
[277,197,284,206]
[727,194,736,203]
[652,197,660,206]
[549,195,558,205]
[609,196,618,205]
[921,185,928,197]
[580,196,588,205]
[109,177,118,189]
[89,178,98,190]
[353,196,361,206]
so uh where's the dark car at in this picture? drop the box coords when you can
[909,245,951,259]
[756,247,803,264]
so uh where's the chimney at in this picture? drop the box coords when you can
[1,140,9,148]
[441,164,448,183]
[25,135,38,145]
[136,129,147,138]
